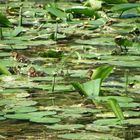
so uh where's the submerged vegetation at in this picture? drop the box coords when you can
[0,0,140,139]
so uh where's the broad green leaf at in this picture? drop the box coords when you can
[28,111,57,117]
[39,50,63,59]
[107,98,125,121]
[101,0,128,4]
[30,117,61,124]
[4,114,29,120]
[0,99,17,106]
[93,118,123,126]
[95,96,133,103]
[87,18,108,29]
[86,124,111,132]
[14,106,37,113]
[4,106,37,113]
[72,79,101,97]
[91,65,113,82]
[11,26,25,37]
[83,79,101,98]
[0,13,11,27]
[72,82,87,97]
[124,111,140,117]
[124,118,140,125]
[58,132,123,140]
[0,112,3,116]
[46,124,84,130]
[56,113,82,119]
[15,100,37,107]
[66,6,100,18]
[0,117,6,121]
[0,64,11,75]
[46,4,67,21]
[63,106,100,114]
[111,3,140,12]
[119,102,140,108]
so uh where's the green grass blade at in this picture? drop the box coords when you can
[107,98,125,121]
[0,64,11,75]
[72,82,87,97]
[91,65,113,82]
[111,3,140,12]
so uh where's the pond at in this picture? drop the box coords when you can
[0,0,140,139]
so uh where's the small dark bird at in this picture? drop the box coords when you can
[114,35,133,52]
[129,27,140,36]
[8,65,22,75]
[28,67,47,77]
[11,52,31,64]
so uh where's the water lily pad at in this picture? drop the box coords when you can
[46,124,84,130]
[63,106,100,114]
[95,96,133,103]
[119,102,140,108]
[124,118,140,125]
[75,38,115,46]
[93,118,123,126]
[56,113,82,119]
[124,111,140,117]
[28,111,57,117]
[15,100,37,107]
[0,99,17,106]
[0,112,3,116]
[58,132,123,140]
[13,106,37,113]
[4,113,29,120]
[35,84,72,91]
[0,89,29,98]
[29,76,64,82]
[0,52,10,57]
[86,124,111,132]
[30,117,61,124]
[0,117,6,121]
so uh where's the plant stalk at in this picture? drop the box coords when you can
[19,4,23,26]
[0,28,3,40]
[125,69,129,94]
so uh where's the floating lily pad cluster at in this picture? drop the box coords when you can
[0,0,140,139]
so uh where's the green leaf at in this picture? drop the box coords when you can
[28,111,57,117]
[66,6,100,18]
[72,79,101,98]
[46,3,67,21]
[95,96,133,103]
[87,18,108,29]
[39,50,63,59]
[0,117,6,121]
[0,64,11,75]
[72,82,87,97]
[111,3,140,12]
[83,79,101,98]
[4,114,29,120]
[91,65,113,82]
[124,118,140,125]
[58,132,123,140]
[102,0,128,4]
[14,106,37,113]
[0,13,11,27]
[46,124,84,130]
[107,98,125,121]
[93,118,123,126]
[12,27,25,37]
[30,117,61,124]
[86,124,111,132]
